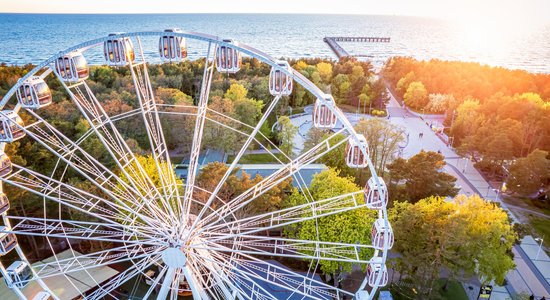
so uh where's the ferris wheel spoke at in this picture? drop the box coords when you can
[193,250,269,300]
[86,254,161,300]
[1,163,166,236]
[196,130,349,230]
[192,234,373,264]
[23,110,155,207]
[156,266,177,300]
[186,94,283,241]
[192,251,351,300]
[183,42,217,219]
[204,191,363,235]
[2,216,161,245]
[192,242,248,299]
[27,243,163,282]
[52,75,178,223]
[130,37,181,211]
[141,264,168,300]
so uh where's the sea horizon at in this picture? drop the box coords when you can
[1,13,549,73]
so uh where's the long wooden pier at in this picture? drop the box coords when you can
[323,36,390,59]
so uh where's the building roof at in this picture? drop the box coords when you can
[0,249,119,300]
[235,164,327,186]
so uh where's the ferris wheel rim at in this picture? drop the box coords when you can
[0,30,391,300]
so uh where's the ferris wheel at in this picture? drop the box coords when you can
[0,30,393,300]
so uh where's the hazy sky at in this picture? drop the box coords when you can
[1,0,548,26]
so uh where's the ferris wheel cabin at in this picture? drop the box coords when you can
[55,52,89,82]
[104,33,135,66]
[32,292,54,300]
[16,76,52,109]
[366,257,388,287]
[0,111,26,142]
[216,39,242,73]
[0,228,17,255]
[364,177,388,209]
[269,61,293,96]
[313,95,338,129]
[159,28,187,62]
[346,134,368,168]
[5,261,33,289]
[371,218,394,249]
[0,193,9,214]
[0,152,12,177]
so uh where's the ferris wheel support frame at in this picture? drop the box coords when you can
[0,30,391,300]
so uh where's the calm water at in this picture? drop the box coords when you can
[1,13,549,73]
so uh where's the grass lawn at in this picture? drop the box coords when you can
[435,279,469,300]
[169,155,185,164]
[501,195,550,250]
[529,216,550,248]
[226,153,285,164]
[387,279,468,300]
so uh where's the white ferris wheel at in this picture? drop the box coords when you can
[0,30,393,300]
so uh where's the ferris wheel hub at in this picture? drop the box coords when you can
[161,247,187,268]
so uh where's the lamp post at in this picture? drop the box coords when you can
[462,157,468,173]
[535,236,544,260]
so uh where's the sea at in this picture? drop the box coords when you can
[1,13,549,73]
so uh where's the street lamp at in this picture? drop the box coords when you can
[535,236,544,260]
[462,157,468,173]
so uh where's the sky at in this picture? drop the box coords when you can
[0,0,548,26]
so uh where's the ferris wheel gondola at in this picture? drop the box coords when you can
[0,30,392,300]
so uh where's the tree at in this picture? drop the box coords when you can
[276,116,298,157]
[302,127,327,153]
[403,81,428,109]
[507,149,550,196]
[316,62,333,83]
[387,151,459,203]
[282,168,376,277]
[195,162,290,216]
[234,98,264,126]
[354,118,405,176]
[395,71,415,98]
[317,133,357,180]
[156,87,193,105]
[331,74,352,104]
[390,195,515,298]
[204,96,238,152]
[224,83,248,101]
[426,93,454,113]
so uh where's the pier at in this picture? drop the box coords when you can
[323,36,390,59]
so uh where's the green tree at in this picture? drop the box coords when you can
[390,195,515,298]
[318,133,356,179]
[234,98,264,126]
[387,151,459,203]
[331,74,352,104]
[282,168,376,277]
[224,83,248,101]
[204,96,238,152]
[276,116,298,157]
[395,71,415,98]
[403,81,428,109]
[507,149,550,195]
